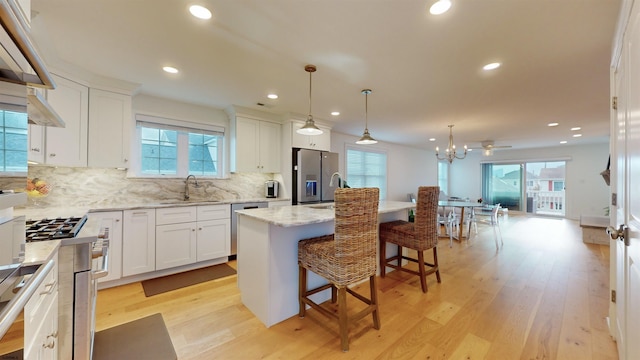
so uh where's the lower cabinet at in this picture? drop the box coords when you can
[122,209,156,277]
[156,205,230,269]
[24,253,59,360]
[156,222,197,270]
[197,218,230,261]
[119,204,230,280]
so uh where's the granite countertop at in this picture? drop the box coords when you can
[235,201,415,227]
[14,198,290,220]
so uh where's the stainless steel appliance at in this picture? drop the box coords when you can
[0,1,56,88]
[292,148,339,204]
[23,215,109,360]
[265,180,279,198]
[230,202,268,258]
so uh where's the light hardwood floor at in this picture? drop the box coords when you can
[0,213,619,359]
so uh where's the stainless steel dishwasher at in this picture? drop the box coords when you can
[230,202,268,259]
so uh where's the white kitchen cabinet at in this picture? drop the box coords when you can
[28,124,45,163]
[156,207,198,270]
[24,252,59,360]
[156,222,197,270]
[88,88,132,168]
[88,211,123,283]
[13,0,31,27]
[196,204,230,261]
[291,120,331,151]
[122,209,156,276]
[45,74,89,167]
[156,205,229,267]
[232,116,281,173]
[268,200,290,208]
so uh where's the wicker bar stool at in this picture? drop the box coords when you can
[379,186,441,293]
[298,187,380,352]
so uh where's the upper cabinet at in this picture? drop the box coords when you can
[88,88,132,168]
[231,116,281,173]
[27,73,134,168]
[291,120,331,151]
[44,74,89,167]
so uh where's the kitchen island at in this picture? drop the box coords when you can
[235,201,415,328]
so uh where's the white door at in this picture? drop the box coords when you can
[625,8,640,358]
[613,3,640,359]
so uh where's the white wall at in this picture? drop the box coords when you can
[133,94,229,127]
[331,132,438,201]
[448,142,610,220]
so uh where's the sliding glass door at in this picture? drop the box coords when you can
[481,163,522,211]
[482,161,566,216]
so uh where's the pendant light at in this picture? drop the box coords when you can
[356,89,377,144]
[296,65,323,136]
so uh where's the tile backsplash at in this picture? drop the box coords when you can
[11,166,281,210]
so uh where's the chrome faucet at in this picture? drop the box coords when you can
[329,172,343,188]
[184,175,200,200]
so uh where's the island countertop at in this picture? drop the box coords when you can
[235,201,415,227]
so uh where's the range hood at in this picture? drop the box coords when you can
[0,1,55,88]
[26,86,64,127]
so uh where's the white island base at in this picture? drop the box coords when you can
[236,202,414,328]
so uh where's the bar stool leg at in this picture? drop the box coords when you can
[298,264,306,317]
[417,250,427,293]
[337,287,349,352]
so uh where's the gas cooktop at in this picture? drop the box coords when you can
[25,216,88,242]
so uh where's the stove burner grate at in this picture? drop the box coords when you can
[25,216,88,242]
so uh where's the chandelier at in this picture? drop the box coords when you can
[435,124,467,163]
[296,64,323,136]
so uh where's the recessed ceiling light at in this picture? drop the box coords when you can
[560,140,568,144]
[548,122,559,127]
[429,0,452,15]
[267,93,278,99]
[573,134,582,138]
[571,127,581,131]
[163,66,179,74]
[189,5,212,19]
[483,62,501,71]
[331,111,340,116]
[429,138,436,142]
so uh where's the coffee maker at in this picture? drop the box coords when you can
[265,180,279,198]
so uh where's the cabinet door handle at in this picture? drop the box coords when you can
[49,153,56,157]
[31,147,40,152]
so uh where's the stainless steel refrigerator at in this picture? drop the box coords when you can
[292,148,339,204]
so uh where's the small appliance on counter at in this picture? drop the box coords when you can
[265,180,279,198]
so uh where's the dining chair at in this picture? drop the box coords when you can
[297,187,380,352]
[379,186,441,293]
[437,208,456,247]
[470,203,503,249]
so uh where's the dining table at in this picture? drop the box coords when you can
[438,200,486,240]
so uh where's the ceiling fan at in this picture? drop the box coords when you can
[470,140,512,155]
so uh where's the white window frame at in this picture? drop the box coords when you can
[345,145,388,200]
[129,114,225,178]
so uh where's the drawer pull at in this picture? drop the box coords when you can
[40,280,57,295]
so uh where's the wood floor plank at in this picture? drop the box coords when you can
[1,213,619,359]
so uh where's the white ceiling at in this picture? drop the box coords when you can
[29,0,621,151]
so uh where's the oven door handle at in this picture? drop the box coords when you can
[92,245,109,280]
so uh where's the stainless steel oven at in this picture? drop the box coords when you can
[59,222,109,360]
[22,215,109,360]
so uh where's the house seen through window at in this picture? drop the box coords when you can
[134,114,224,178]
[0,109,27,174]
